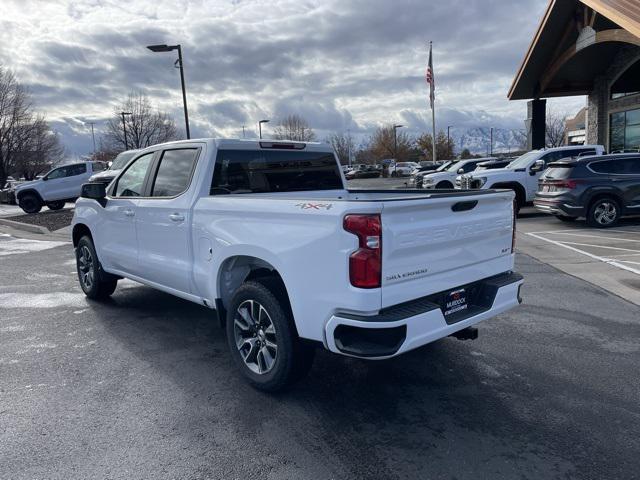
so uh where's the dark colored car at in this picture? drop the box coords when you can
[88,149,139,184]
[345,165,380,179]
[0,180,22,204]
[534,154,640,227]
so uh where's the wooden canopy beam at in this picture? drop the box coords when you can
[539,28,640,94]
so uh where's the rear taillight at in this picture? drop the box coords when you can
[344,214,382,288]
[512,200,517,254]
[542,179,579,189]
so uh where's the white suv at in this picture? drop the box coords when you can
[458,145,605,211]
[15,161,107,214]
[391,162,419,177]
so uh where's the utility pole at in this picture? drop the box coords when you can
[88,122,96,153]
[393,124,404,175]
[120,111,132,150]
[490,127,494,156]
[347,129,352,167]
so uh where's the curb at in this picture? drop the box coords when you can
[0,218,50,234]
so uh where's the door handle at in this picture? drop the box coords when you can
[169,213,185,222]
[123,209,135,217]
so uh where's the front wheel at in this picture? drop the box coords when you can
[19,193,42,214]
[226,280,314,392]
[587,197,620,228]
[76,236,117,299]
[435,181,453,189]
[47,201,65,211]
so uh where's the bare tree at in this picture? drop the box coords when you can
[273,114,316,142]
[546,109,568,148]
[0,66,63,185]
[326,132,355,165]
[369,125,413,161]
[103,92,180,151]
[416,130,452,161]
[14,116,65,180]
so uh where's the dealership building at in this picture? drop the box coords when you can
[509,0,640,152]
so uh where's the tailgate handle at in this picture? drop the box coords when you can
[451,201,478,212]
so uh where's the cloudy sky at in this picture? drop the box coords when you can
[1,0,585,158]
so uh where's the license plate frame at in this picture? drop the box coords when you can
[442,288,468,317]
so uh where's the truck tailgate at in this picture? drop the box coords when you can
[380,191,515,308]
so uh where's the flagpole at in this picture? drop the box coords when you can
[430,41,437,163]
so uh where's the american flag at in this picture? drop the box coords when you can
[426,42,435,109]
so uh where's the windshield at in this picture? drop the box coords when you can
[111,151,138,170]
[435,161,454,172]
[507,151,540,169]
[446,161,464,172]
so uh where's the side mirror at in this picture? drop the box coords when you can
[530,159,545,174]
[81,182,107,207]
[457,168,465,174]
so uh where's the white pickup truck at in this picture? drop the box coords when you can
[15,161,107,213]
[72,139,523,391]
[458,145,605,212]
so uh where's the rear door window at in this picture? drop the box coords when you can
[211,150,342,194]
[67,164,87,176]
[150,148,199,197]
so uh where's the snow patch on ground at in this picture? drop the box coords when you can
[0,238,67,257]
[0,324,26,333]
[0,292,88,309]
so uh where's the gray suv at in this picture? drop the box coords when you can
[534,154,640,227]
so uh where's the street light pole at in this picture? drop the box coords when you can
[259,119,270,139]
[242,125,246,138]
[147,44,190,139]
[447,125,453,159]
[120,111,132,150]
[392,124,404,175]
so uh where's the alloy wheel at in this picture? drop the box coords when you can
[594,202,617,225]
[77,245,95,290]
[233,299,278,375]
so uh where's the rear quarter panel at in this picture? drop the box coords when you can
[192,196,383,342]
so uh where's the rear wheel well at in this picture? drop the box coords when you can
[217,256,294,329]
[72,224,92,248]
[490,182,526,206]
[586,192,623,211]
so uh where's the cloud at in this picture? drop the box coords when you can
[1,0,584,157]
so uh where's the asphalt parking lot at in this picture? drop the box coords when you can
[1,214,640,479]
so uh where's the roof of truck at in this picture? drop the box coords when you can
[148,138,332,152]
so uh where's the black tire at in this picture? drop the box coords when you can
[555,215,577,222]
[19,193,42,214]
[391,171,397,177]
[76,235,117,299]
[587,197,621,228]
[47,201,65,211]
[226,280,314,392]
[435,181,453,189]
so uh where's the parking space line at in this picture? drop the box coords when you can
[558,241,640,253]
[528,228,640,235]
[526,232,640,275]
[540,232,640,243]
